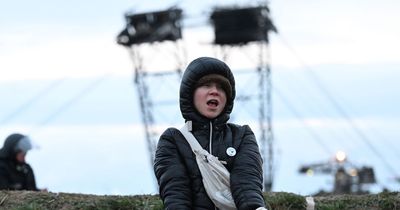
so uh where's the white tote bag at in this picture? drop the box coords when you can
[180,122,237,210]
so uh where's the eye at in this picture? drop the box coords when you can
[203,82,212,87]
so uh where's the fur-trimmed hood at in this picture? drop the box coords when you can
[179,57,236,123]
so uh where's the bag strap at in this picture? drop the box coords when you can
[179,121,205,154]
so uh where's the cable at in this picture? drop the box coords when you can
[272,64,361,153]
[273,85,333,155]
[0,78,66,125]
[276,34,398,176]
[27,74,110,135]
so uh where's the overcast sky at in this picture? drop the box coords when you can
[0,0,399,195]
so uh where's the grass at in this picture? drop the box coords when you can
[0,190,399,210]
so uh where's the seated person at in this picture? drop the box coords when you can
[0,133,40,191]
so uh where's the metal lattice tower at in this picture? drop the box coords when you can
[127,42,186,166]
[211,5,276,191]
[117,8,185,166]
[257,43,274,192]
[215,42,274,192]
[128,47,156,165]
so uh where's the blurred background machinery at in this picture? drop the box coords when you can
[299,151,377,195]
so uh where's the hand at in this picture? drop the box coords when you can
[39,188,48,192]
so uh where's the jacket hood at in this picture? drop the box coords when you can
[179,57,236,123]
[0,133,26,159]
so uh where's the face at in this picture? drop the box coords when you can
[15,151,26,163]
[194,81,227,119]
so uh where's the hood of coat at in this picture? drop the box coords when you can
[179,57,236,124]
[0,133,27,159]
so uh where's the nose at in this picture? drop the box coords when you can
[209,84,220,95]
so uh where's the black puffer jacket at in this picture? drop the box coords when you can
[0,133,38,191]
[154,57,266,210]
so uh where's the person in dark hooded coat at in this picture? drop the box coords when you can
[0,133,39,191]
[154,57,267,210]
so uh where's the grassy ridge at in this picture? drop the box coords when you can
[0,191,398,210]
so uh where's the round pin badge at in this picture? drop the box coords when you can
[226,147,236,157]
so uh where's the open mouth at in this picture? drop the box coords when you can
[207,99,219,107]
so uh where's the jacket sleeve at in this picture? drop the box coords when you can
[0,164,10,190]
[25,164,39,191]
[230,125,266,210]
[153,128,192,209]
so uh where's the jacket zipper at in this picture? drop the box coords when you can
[210,122,220,210]
[209,121,213,155]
